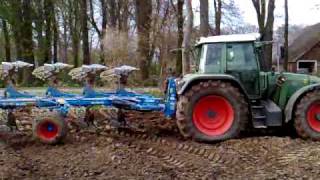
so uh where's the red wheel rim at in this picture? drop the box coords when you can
[192,95,234,136]
[307,102,320,132]
[37,120,59,140]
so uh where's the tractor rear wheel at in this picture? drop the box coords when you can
[176,81,248,142]
[295,91,320,140]
[33,111,67,144]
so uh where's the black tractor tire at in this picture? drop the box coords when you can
[33,111,67,144]
[294,91,320,140]
[176,81,248,142]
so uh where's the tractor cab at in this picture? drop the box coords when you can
[194,33,262,98]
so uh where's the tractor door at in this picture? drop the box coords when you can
[225,42,260,98]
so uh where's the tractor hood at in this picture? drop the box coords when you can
[271,72,320,109]
[281,72,320,85]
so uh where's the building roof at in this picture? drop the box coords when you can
[196,33,261,45]
[289,23,320,62]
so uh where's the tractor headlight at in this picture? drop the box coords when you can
[57,98,66,105]
[276,75,287,86]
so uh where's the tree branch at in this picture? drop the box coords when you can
[88,0,101,37]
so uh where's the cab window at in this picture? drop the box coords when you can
[199,43,224,73]
[226,42,260,96]
[226,43,258,71]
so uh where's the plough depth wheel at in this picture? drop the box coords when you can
[33,112,67,144]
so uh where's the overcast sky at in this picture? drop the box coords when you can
[193,0,320,28]
[237,0,320,27]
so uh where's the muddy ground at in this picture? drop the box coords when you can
[1,110,320,180]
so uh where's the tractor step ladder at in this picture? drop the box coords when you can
[252,103,267,128]
[251,100,283,128]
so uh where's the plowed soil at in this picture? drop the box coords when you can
[1,110,320,180]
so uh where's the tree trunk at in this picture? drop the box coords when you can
[100,0,107,64]
[13,29,23,59]
[69,0,80,67]
[176,0,184,76]
[44,0,54,63]
[62,13,68,63]
[214,0,222,35]
[21,0,35,84]
[53,15,58,63]
[80,0,91,65]
[118,0,129,33]
[182,0,193,74]
[34,0,44,65]
[12,2,23,59]
[108,0,117,29]
[262,0,275,70]
[21,0,34,63]
[35,20,44,65]
[200,0,209,37]
[284,0,289,71]
[2,19,11,62]
[252,0,275,70]
[72,37,80,67]
[135,0,152,80]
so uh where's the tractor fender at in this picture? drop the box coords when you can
[177,74,250,100]
[285,83,320,123]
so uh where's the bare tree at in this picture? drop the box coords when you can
[53,14,58,62]
[21,0,34,63]
[1,19,11,61]
[56,0,69,63]
[177,0,184,75]
[251,0,275,70]
[117,0,130,33]
[284,0,289,70]
[80,0,91,65]
[200,0,209,37]
[170,0,184,75]
[21,0,35,83]
[33,0,45,64]
[182,0,193,74]
[108,0,117,29]
[67,0,81,67]
[44,0,54,63]
[89,0,108,64]
[214,0,222,35]
[135,0,152,80]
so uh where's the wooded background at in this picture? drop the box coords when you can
[0,0,292,85]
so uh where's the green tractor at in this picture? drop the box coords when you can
[175,33,320,142]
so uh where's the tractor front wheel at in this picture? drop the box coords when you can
[33,112,67,144]
[295,91,320,140]
[176,81,248,142]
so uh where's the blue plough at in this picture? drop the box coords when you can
[0,61,177,144]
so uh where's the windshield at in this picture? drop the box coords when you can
[199,43,224,73]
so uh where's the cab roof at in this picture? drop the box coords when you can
[196,33,261,45]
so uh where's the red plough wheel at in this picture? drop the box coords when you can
[33,112,67,144]
[37,121,59,140]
